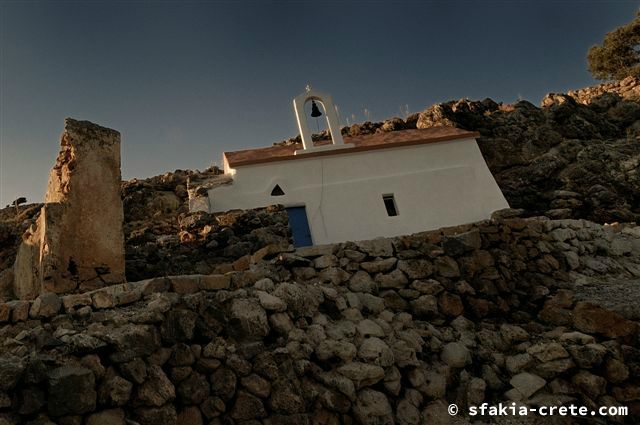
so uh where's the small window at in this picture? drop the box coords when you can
[271,184,285,196]
[383,194,398,216]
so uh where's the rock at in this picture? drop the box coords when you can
[269,385,305,414]
[198,274,230,291]
[98,375,133,406]
[47,366,97,416]
[348,271,378,293]
[527,342,569,362]
[499,324,529,345]
[230,391,266,420]
[337,363,385,389]
[434,257,460,278]
[316,340,357,363]
[177,372,209,405]
[14,119,125,299]
[505,353,534,374]
[29,292,61,318]
[604,358,629,384]
[0,355,25,391]
[572,302,638,338]
[441,342,471,368]
[86,409,126,425]
[273,282,322,318]
[313,254,338,269]
[443,230,482,255]
[134,365,175,407]
[421,370,448,398]
[567,343,607,368]
[134,405,177,425]
[509,372,546,399]
[160,309,198,343]
[411,279,443,295]
[177,406,202,425]
[397,259,433,279]
[356,319,385,338]
[467,377,487,406]
[241,374,271,398]
[533,358,575,379]
[230,298,269,338]
[256,291,287,312]
[210,367,237,400]
[360,258,397,273]
[270,312,295,334]
[353,389,394,425]
[612,384,640,402]
[107,324,161,362]
[356,239,394,257]
[375,269,408,289]
[358,337,394,367]
[119,358,147,384]
[572,370,607,400]
[559,331,595,345]
[397,398,421,424]
[360,294,385,314]
[438,292,464,316]
[410,295,438,317]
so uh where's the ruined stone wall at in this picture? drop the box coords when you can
[0,215,638,424]
[13,119,125,300]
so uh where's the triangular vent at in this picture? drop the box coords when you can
[271,184,285,196]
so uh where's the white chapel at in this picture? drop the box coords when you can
[190,87,509,247]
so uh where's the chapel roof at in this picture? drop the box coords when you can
[224,126,479,168]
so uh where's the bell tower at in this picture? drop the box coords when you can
[293,86,352,154]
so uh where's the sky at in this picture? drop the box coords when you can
[1,0,638,207]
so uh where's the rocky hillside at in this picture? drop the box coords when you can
[120,169,291,282]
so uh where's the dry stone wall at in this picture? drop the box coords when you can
[0,214,638,424]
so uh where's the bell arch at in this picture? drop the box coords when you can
[293,87,348,153]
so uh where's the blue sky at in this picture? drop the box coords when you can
[1,0,638,206]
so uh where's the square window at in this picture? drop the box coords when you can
[383,194,398,216]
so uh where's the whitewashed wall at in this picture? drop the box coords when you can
[206,138,509,245]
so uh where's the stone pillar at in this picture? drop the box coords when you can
[13,119,125,299]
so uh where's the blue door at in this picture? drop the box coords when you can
[286,207,313,247]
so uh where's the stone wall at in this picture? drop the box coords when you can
[12,119,125,300]
[0,214,638,424]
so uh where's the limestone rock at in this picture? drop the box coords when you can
[230,298,269,338]
[337,362,385,389]
[29,292,61,318]
[527,342,569,362]
[256,290,287,312]
[14,119,125,299]
[441,342,471,368]
[509,372,546,400]
[134,365,175,407]
[353,389,393,425]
